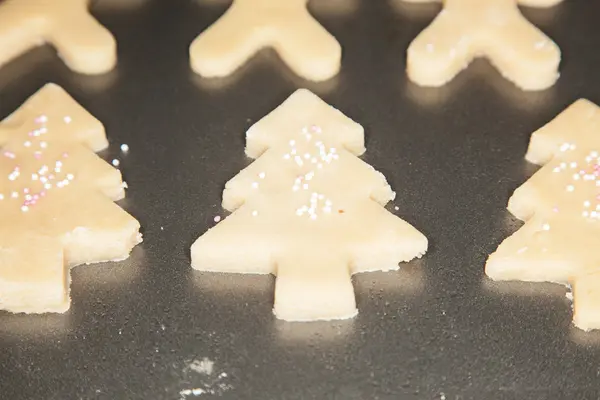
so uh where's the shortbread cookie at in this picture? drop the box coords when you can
[486,99,600,331]
[191,89,428,321]
[0,84,141,314]
[0,0,116,74]
[404,0,562,90]
[189,0,341,81]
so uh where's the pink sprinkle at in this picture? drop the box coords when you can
[49,174,55,180]
[23,188,29,194]
[553,206,559,213]
[62,153,69,158]
[34,115,47,124]
[3,151,15,159]
[40,191,46,197]
[33,194,39,200]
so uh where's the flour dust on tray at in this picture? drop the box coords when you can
[402,0,562,90]
[0,84,141,314]
[191,89,428,321]
[486,99,600,331]
[189,0,342,82]
[0,0,117,74]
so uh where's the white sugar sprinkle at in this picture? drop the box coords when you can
[214,216,221,223]
[112,159,120,167]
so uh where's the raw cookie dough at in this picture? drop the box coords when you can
[189,0,341,81]
[486,99,600,331]
[404,0,562,90]
[0,0,116,74]
[0,84,141,314]
[191,89,428,321]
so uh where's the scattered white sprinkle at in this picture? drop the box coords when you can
[67,174,74,181]
[258,172,266,179]
[394,206,400,211]
[0,194,3,200]
[112,159,120,167]
[214,216,221,223]
[120,143,129,152]
[64,116,72,124]
[252,210,258,217]
[567,185,575,192]
[426,43,434,52]
[303,183,309,190]
[251,182,259,189]
[24,141,31,147]
[11,192,18,198]
[560,143,570,152]
[40,141,47,149]
[542,223,551,231]
[584,201,591,208]
[517,247,528,254]
[283,154,291,160]
[21,205,29,212]
[583,211,590,218]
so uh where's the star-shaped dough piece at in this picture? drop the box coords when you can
[486,99,600,331]
[191,89,428,321]
[0,0,116,74]
[403,0,562,90]
[0,84,141,314]
[189,0,341,81]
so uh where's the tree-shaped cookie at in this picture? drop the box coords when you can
[0,83,141,314]
[0,0,116,74]
[189,0,341,82]
[191,89,428,321]
[403,0,562,90]
[486,99,600,331]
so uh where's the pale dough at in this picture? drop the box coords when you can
[0,84,141,314]
[191,89,428,321]
[404,0,562,90]
[189,0,341,82]
[0,0,116,75]
[486,99,600,331]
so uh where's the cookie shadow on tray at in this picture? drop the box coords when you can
[0,49,120,94]
[92,0,151,11]
[189,49,341,95]
[403,59,558,111]
[0,311,73,339]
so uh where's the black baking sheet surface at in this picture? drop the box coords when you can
[2,0,600,399]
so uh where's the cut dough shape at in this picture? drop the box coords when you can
[0,0,116,74]
[0,83,141,314]
[403,0,562,90]
[486,99,600,331]
[189,0,342,81]
[191,89,428,321]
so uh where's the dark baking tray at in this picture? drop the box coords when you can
[2,0,600,399]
